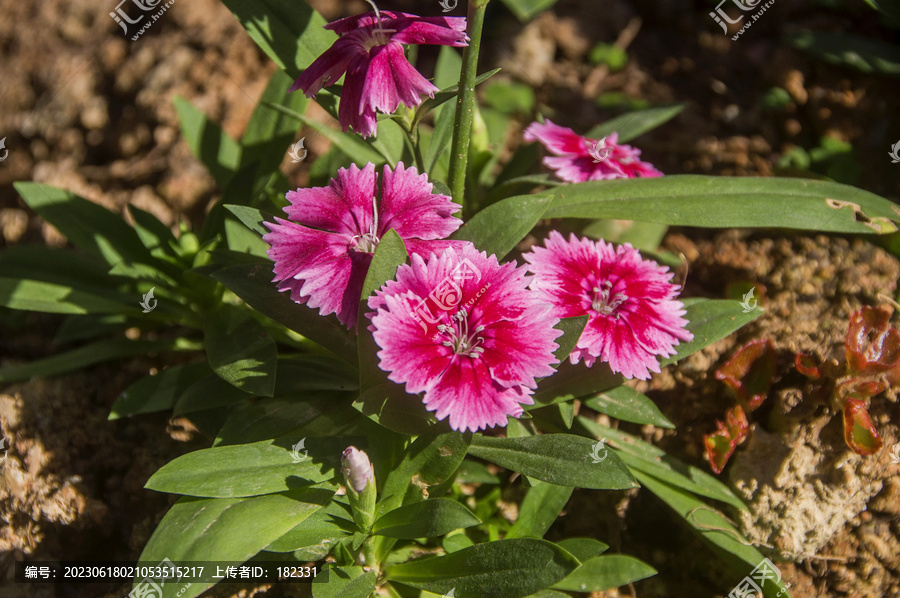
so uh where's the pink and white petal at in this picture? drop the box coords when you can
[403,239,471,261]
[289,40,358,95]
[371,292,457,393]
[391,18,470,46]
[603,320,662,380]
[339,56,378,137]
[378,162,461,239]
[424,359,530,432]
[543,156,595,183]
[524,120,588,156]
[359,44,404,115]
[325,11,406,34]
[479,306,560,387]
[263,218,367,328]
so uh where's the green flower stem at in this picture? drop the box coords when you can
[448,0,489,209]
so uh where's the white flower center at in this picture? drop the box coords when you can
[362,0,396,49]
[350,195,380,254]
[591,280,628,316]
[437,308,486,358]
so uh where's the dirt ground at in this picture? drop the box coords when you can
[1,0,900,596]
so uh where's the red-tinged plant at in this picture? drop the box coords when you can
[705,339,777,473]
[795,305,898,455]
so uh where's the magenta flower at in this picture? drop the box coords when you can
[290,6,468,138]
[367,245,562,432]
[523,231,692,380]
[263,162,463,328]
[523,119,663,183]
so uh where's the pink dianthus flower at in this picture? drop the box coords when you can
[523,119,663,183]
[367,244,562,432]
[523,231,692,380]
[291,7,469,138]
[263,162,462,328]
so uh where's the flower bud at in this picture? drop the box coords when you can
[341,446,374,493]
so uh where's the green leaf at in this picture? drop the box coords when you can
[14,183,151,267]
[225,205,274,237]
[530,361,622,410]
[215,390,351,446]
[0,245,125,295]
[555,538,609,561]
[204,304,277,397]
[357,230,408,390]
[468,434,638,490]
[583,385,675,429]
[864,0,900,21]
[424,47,464,174]
[266,497,355,555]
[541,175,900,233]
[416,68,502,121]
[634,472,791,598]
[209,262,357,365]
[0,278,133,314]
[145,437,352,498]
[386,538,580,597]
[353,382,442,436]
[219,0,335,79]
[172,371,254,417]
[241,69,307,168]
[788,30,900,77]
[110,362,211,420]
[500,0,560,21]
[661,299,762,367]
[450,194,553,258]
[173,96,242,188]
[585,104,687,142]
[553,554,657,592]
[552,316,587,364]
[576,417,746,511]
[373,498,480,539]
[380,432,471,512]
[506,483,573,539]
[313,566,377,598]
[455,459,500,484]
[0,338,194,384]
[136,488,332,598]
[128,205,180,259]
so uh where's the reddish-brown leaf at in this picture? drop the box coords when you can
[715,339,777,411]
[704,405,749,474]
[794,353,821,379]
[846,306,900,376]
[842,398,883,455]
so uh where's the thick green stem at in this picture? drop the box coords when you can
[448,0,488,209]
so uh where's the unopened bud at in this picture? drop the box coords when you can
[341,446,374,493]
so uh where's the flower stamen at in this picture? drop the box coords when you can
[592,280,628,316]
[437,308,486,358]
[364,0,396,45]
[350,194,381,253]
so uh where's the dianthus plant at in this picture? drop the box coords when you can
[5,0,899,597]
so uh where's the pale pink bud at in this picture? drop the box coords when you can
[341,446,374,493]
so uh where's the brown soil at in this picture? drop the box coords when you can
[2,0,900,596]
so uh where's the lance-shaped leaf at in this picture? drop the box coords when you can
[714,339,777,411]
[539,175,900,234]
[552,554,657,592]
[385,538,580,597]
[204,303,277,397]
[469,434,637,489]
[373,498,480,539]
